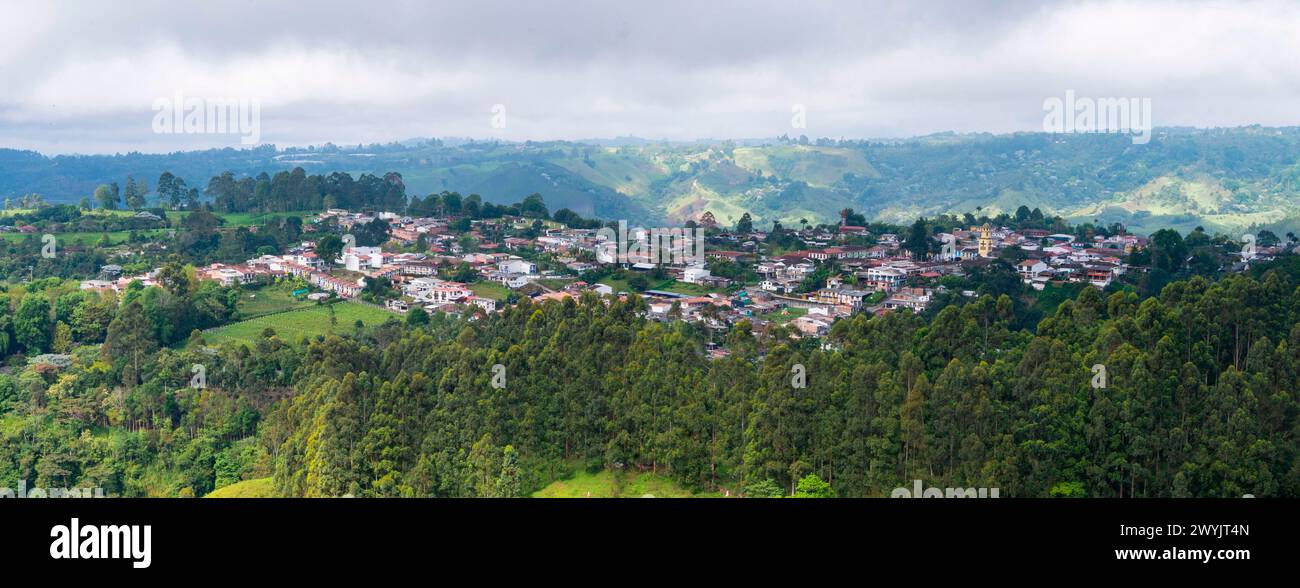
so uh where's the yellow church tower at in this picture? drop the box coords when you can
[974,223,994,258]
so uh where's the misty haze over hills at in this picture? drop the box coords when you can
[5,126,1300,235]
[7,1,1300,236]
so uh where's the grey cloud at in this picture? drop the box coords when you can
[2,0,1298,153]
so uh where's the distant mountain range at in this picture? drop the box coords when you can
[5,127,1300,235]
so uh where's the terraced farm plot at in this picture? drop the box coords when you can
[204,302,400,345]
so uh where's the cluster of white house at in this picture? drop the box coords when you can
[76,208,1167,346]
[176,243,529,314]
[395,277,497,313]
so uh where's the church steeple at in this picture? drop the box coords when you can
[975,223,994,258]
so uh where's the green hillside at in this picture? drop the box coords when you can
[532,469,718,498]
[8,127,1300,233]
[206,477,277,498]
[203,302,399,346]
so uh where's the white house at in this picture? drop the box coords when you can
[403,277,442,298]
[341,246,384,272]
[424,282,471,304]
[760,279,799,294]
[497,258,536,275]
[486,269,533,288]
[865,266,905,291]
[1017,259,1048,280]
[500,274,532,288]
[468,296,498,312]
[682,266,712,284]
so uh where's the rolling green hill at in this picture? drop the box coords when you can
[8,127,1300,234]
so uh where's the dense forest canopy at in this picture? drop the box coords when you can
[203,169,409,213]
[3,257,1298,497]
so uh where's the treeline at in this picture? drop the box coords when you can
[406,191,550,221]
[0,325,300,497]
[0,268,238,365]
[0,301,422,497]
[182,168,599,231]
[173,210,307,264]
[204,168,408,213]
[0,203,171,232]
[0,275,266,497]
[407,190,602,235]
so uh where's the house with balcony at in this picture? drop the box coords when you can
[864,266,906,292]
[882,287,932,313]
[814,287,872,309]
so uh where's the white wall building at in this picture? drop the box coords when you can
[497,258,536,275]
[341,246,384,272]
[682,266,712,284]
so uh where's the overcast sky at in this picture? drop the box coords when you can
[3,0,1299,154]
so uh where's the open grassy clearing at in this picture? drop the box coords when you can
[532,469,719,498]
[206,477,276,498]
[757,306,807,324]
[0,229,170,246]
[469,281,510,301]
[235,283,312,319]
[204,302,399,345]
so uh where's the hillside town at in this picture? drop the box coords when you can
[74,206,1292,345]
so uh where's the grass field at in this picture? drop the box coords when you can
[532,469,716,498]
[0,229,169,245]
[236,284,311,319]
[204,302,399,345]
[214,210,320,227]
[469,281,510,301]
[206,477,276,498]
[4,208,175,221]
[536,278,576,290]
[0,209,315,246]
[658,280,729,296]
[758,306,807,324]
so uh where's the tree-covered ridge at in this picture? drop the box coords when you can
[203,169,409,213]
[3,258,1298,498]
[7,128,1300,234]
[268,264,1297,498]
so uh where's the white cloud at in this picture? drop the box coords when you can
[2,0,1299,153]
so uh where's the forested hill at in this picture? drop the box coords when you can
[6,258,1299,498]
[6,127,1300,235]
[267,266,1300,498]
